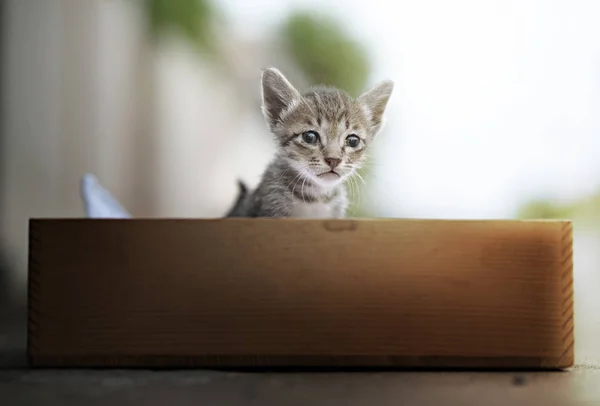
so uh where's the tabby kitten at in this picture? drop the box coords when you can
[226,67,393,218]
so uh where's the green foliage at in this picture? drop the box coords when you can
[517,193,600,228]
[516,199,574,219]
[281,12,371,97]
[142,0,221,55]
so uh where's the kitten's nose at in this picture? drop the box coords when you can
[325,158,341,169]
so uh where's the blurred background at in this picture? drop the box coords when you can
[1,0,599,364]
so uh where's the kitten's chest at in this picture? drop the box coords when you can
[292,201,335,218]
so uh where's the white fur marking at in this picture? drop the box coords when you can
[292,201,334,218]
[361,104,373,122]
[280,98,300,122]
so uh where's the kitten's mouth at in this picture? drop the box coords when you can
[318,170,341,180]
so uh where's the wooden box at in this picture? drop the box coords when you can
[27,218,574,369]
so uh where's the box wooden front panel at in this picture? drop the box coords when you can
[28,219,574,368]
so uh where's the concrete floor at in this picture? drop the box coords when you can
[2,303,600,405]
[3,367,600,406]
[2,229,600,405]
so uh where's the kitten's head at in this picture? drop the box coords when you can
[260,67,394,188]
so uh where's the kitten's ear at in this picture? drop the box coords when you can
[358,80,394,136]
[261,67,302,130]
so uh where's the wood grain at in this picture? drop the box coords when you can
[27,218,574,369]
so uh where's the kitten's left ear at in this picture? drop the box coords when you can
[261,67,302,131]
[358,80,394,136]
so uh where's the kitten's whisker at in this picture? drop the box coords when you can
[276,168,293,185]
[301,177,307,204]
[353,171,366,186]
[350,172,370,214]
[289,165,310,200]
[286,170,306,194]
[355,176,366,213]
[291,176,303,200]
[346,175,360,214]
[346,176,355,201]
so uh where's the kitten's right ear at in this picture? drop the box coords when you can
[358,80,394,137]
[261,67,301,130]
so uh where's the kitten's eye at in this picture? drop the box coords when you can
[346,135,361,148]
[301,131,319,144]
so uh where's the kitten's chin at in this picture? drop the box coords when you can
[318,172,341,181]
[315,171,344,187]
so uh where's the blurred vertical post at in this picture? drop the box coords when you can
[0,0,147,304]
[0,0,7,305]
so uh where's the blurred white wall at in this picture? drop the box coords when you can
[221,0,600,219]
